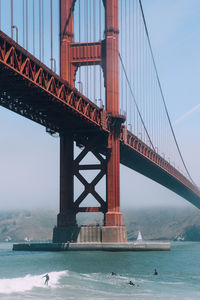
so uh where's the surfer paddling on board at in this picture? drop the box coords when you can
[154,269,158,275]
[42,274,50,285]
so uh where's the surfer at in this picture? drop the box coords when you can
[111,272,116,276]
[42,274,50,285]
[154,269,158,275]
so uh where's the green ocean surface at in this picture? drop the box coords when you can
[0,242,199,299]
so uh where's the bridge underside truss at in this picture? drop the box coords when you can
[0,31,106,134]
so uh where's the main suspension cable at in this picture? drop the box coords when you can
[139,0,194,183]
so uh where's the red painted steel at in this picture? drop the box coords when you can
[71,42,102,66]
[59,0,124,227]
[59,0,76,228]
[0,30,103,128]
[60,2,103,84]
[104,0,123,226]
[60,0,76,85]
[58,133,76,226]
[73,138,107,214]
[59,0,107,227]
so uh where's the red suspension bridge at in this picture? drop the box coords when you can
[0,0,199,242]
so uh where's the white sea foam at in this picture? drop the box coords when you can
[159,281,184,285]
[0,270,68,294]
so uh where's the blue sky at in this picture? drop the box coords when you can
[0,0,199,210]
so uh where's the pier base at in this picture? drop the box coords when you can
[13,241,170,251]
[53,225,127,243]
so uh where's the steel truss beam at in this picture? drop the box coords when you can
[0,30,104,130]
[0,91,60,132]
[73,137,107,214]
[71,42,103,66]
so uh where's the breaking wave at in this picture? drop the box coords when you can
[0,270,68,294]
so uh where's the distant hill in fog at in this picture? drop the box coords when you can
[1,206,200,242]
[123,206,200,241]
[0,210,56,242]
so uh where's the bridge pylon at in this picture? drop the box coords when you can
[53,0,127,243]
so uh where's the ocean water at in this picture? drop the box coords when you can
[0,242,199,299]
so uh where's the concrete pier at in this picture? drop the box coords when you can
[53,225,127,243]
[13,241,170,251]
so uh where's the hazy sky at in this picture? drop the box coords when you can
[0,0,199,210]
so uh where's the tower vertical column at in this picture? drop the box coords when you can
[57,133,76,226]
[57,0,76,229]
[54,0,126,243]
[60,0,76,85]
[104,0,123,226]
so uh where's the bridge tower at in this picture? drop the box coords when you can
[53,0,127,243]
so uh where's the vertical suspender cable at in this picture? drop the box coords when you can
[144,19,147,142]
[139,3,142,137]
[143,24,148,143]
[11,0,13,38]
[149,40,152,143]
[129,0,131,129]
[150,49,153,144]
[23,0,25,47]
[141,10,144,141]
[140,2,142,137]
[0,0,1,29]
[79,1,81,43]
[136,0,139,136]
[84,0,86,96]
[150,55,153,144]
[93,0,96,101]
[89,0,91,99]
[125,0,127,124]
[142,12,145,142]
[39,0,41,60]
[120,0,123,113]
[42,0,44,62]
[132,0,134,131]
[79,0,81,91]
[33,0,35,56]
[134,0,137,134]
[86,0,88,97]
[154,69,156,147]
[50,0,53,70]
[99,0,102,102]
[26,0,28,50]
[132,0,135,130]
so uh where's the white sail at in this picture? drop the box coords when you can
[137,231,143,241]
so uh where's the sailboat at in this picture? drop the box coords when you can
[137,231,143,241]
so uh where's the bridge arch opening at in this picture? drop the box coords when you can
[77,212,104,226]
[75,65,105,106]
[73,0,105,43]
[74,145,106,214]
[78,194,101,208]
[73,0,105,104]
